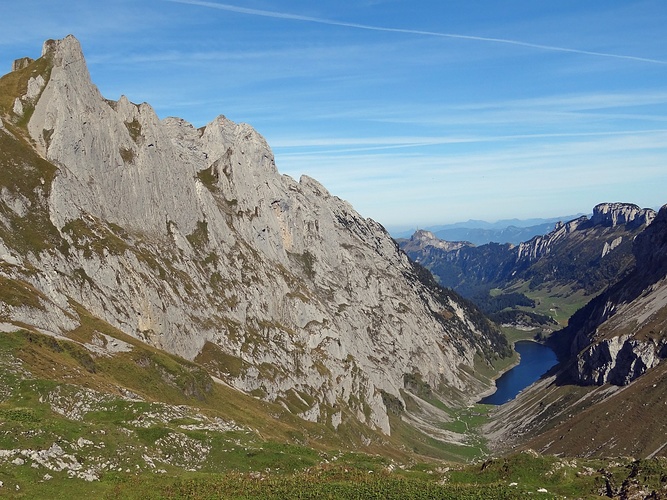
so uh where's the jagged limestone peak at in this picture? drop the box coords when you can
[1,36,509,437]
[42,35,85,67]
[26,36,207,236]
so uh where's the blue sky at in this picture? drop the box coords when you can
[1,1,666,230]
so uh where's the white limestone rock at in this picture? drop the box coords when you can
[591,202,656,228]
[12,57,34,72]
[25,74,45,100]
[575,335,663,385]
[601,236,623,258]
[0,35,509,435]
[13,98,23,116]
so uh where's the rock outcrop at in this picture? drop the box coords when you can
[556,205,667,386]
[574,334,664,385]
[590,202,656,229]
[400,230,473,255]
[11,57,34,72]
[0,36,508,436]
[400,203,656,298]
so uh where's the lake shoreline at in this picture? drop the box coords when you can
[478,340,557,405]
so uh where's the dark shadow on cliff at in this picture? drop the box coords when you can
[546,204,667,387]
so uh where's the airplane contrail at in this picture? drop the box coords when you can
[275,128,667,155]
[166,0,667,65]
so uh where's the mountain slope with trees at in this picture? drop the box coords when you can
[399,203,656,331]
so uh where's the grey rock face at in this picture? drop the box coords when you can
[401,230,473,254]
[574,335,664,385]
[591,202,656,228]
[401,204,656,299]
[515,201,656,264]
[516,216,588,262]
[11,57,34,72]
[562,205,667,386]
[0,36,507,435]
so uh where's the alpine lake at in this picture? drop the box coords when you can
[480,340,558,405]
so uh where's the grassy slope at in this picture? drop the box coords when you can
[0,313,489,495]
[3,308,664,498]
[523,361,667,459]
[484,358,667,462]
[507,282,591,328]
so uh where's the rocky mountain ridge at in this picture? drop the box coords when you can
[517,203,655,262]
[400,202,656,299]
[0,36,508,438]
[482,204,667,459]
[554,204,667,386]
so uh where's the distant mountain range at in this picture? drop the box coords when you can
[398,203,657,329]
[390,214,584,245]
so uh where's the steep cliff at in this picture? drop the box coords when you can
[478,206,667,459]
[554,205,667,386]
[0,36,508,437]
[400,203,656,299]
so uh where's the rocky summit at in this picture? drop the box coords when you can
[0,35,508,437]
[400,202,657,299]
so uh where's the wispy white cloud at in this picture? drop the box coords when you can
[272,128,667,152]
[272,128,667,224]
[455,92,667,112]
[277,132,667,180]
[226,89,667,132]
[166,0,667,65]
